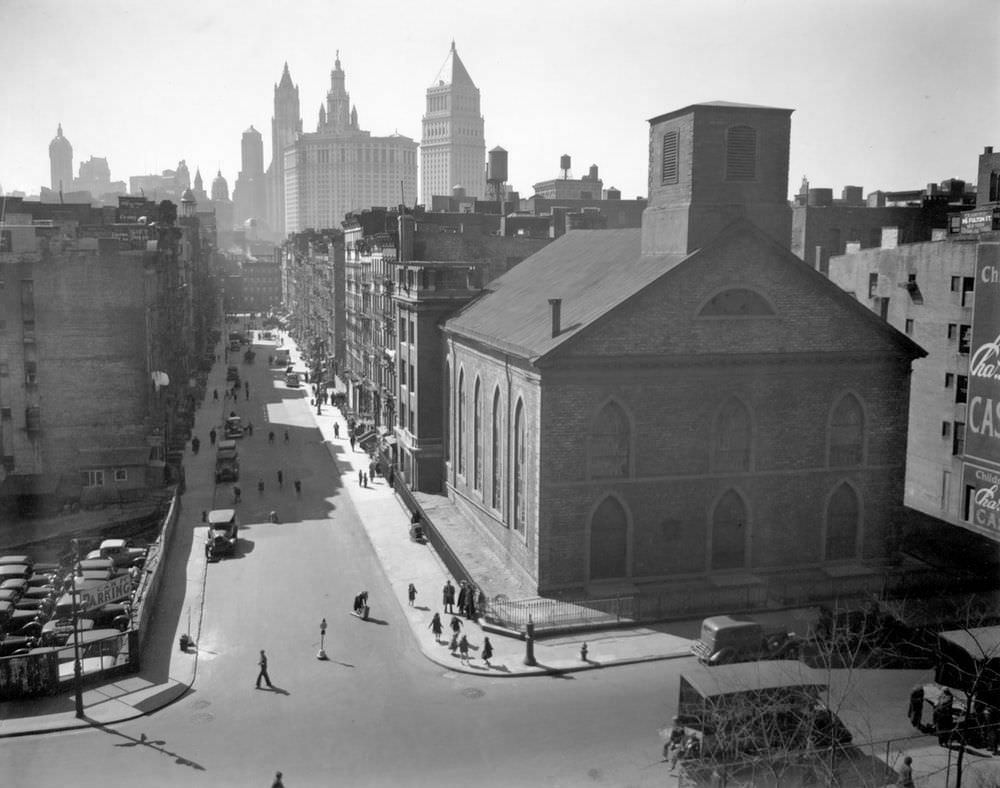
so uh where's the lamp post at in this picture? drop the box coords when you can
[317,618,328,661]
[524,614,536,666]
[69,538,84,718]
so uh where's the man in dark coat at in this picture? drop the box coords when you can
[443,580,455,614]
[256,650,273,689]
[456,582,468,618]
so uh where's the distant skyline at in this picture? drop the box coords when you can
[1,0,998,205]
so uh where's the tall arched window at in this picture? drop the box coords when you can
[473,377,482,491]
[590,496,628,580]
[588,401,630,479]
[711,490,747,570]
[457,370,465,476]
[713,399,752,472]
[513,399,526,531]
[491,388,502,510]
[826,483,860,560]
[443,360,451,463]
[829,394,864,467]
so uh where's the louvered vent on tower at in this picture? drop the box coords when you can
[661,130,679,184]
[725,125,757,181]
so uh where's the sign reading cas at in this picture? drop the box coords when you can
[79,574,131,612]
[963,244,1000,467]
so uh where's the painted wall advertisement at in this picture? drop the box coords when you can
[963,243,1000,541]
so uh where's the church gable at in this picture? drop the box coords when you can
[555,223,921,362]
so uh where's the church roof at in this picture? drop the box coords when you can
[278,61,294,90]
[430,41,476,89]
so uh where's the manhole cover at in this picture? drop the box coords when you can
[191,712,215,723]
[461,687,484,699]
[191,700,211,710]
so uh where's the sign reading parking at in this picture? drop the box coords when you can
[79,574,131,612]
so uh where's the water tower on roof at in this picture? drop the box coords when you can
[487,146,508,203]
[560,154,572,180]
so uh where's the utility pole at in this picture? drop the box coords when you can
[69,538,84,718]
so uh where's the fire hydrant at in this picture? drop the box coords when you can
[580,642,589,662]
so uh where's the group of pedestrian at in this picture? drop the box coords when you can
[358,469,370,488]
[443,579,483,620]
[426,580,494,668]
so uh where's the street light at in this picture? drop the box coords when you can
[317,618,328,661]
[69,538,84,718]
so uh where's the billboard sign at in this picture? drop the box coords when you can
[963,243,1000,466]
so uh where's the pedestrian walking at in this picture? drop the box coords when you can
[269,431,275,444]
[362,472,369,487]
[213,389,218,401]
[294,479,301,495]
[334,423,340,439]
[482,636,493,666]
[458,635,470,664]
[191,436,200,454]
[408,583,417,607]
[429,613,443,642]
[442,580,455,614]
[896,755,915,788]
[258,478,264,494]
[233,485,242,503]
[245,388,250,401]
[284,429,289,443]
[358,469,364,487]
[449,630,459,653]
[209,428,216,446]
[244,381,249,393]
[277,470,283,487]
[255,649,273,688]
[450,615,463,637]
[369,460,376,479]
[456,582,468,618]
[466,586,478,620]
[247,421,253,437]
[272,771,284,788]
[350,436,356,451]
[908,685,925,731]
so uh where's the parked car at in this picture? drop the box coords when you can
[0,635,37,657]
[0,578,29,599]
[0,589,21,604]
[215,439,240,483]
[85,539,146,569]
[80,603,131,632]
[41,617,95,646]
[0,564,32,582]
[691,615,802,666]
[0,555,34,570]
[206,509,239,560]
[285,371,300,388]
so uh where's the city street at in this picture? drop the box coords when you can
[1,337,683,787]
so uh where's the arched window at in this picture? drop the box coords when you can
[829,394,864,467]
[711,490,747,570]
[588,401,630,479]
[713,399,752,472]
[473,377,482,491]
[492,388,502,510]
[443,360,451,463]
[590,496,628,580]
[513,399,526,532]
[457,370,465,476]
[825,483,860,560]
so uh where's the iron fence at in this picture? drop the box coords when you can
[487,595,637,632]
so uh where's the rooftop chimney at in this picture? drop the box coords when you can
[548,298,562,337]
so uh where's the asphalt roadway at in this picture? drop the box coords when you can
[2,332,996,787]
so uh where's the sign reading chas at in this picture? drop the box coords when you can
[964,244,1000,465]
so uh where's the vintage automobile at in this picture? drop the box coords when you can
[226,365,240,382]
[691,615,803,666]
[285,371,300,388]
[224,415,244,439]
[85,539,147,569]
[0,578,29,599]
[40,617,96,646]
[215,439,240,483]
[206,509,239,561]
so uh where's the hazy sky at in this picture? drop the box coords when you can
[2,0,997,201]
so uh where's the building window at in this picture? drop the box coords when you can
[825,483,860,561]
[0,230,11,252]
[400,406,406,429]
[942,421,952,439]
[712,399,752,472]
[399,315,406,343]
[959,325,972,355]
[473,377,482,491]
[725,125,757,181]
[904,319,914,335]
[945,373,955,388]
[962,277,975,307]
[399,360,406,387]
[868,273,879,298]
[953,422,966,456]
[513,399,525,532]
[951,276,961,292]
[956,375,969,404]
[711,490,747,570]
[457,370,465,476]
[491,388,502,510]
[114,469,128,482]
[409,364,415,392]
[829,394,864,466]
[82,469,105,487]
[590,495,629,580]
[948,323,958,340]
[661,130,679,185]
[588,401,631,478]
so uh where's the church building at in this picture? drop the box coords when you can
[442,102,925,599]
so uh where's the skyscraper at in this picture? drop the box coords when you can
[283,53,417,233]
[49,124,73,193]
[267,63,302,239]
[420,42,485,204]
[233,126,268,229]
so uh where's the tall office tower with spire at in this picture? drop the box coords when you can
[284,52,417,233]
[420,42,486,204]
[267,63,302,239]
[49,124,73,192]
[233,125,268,230]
